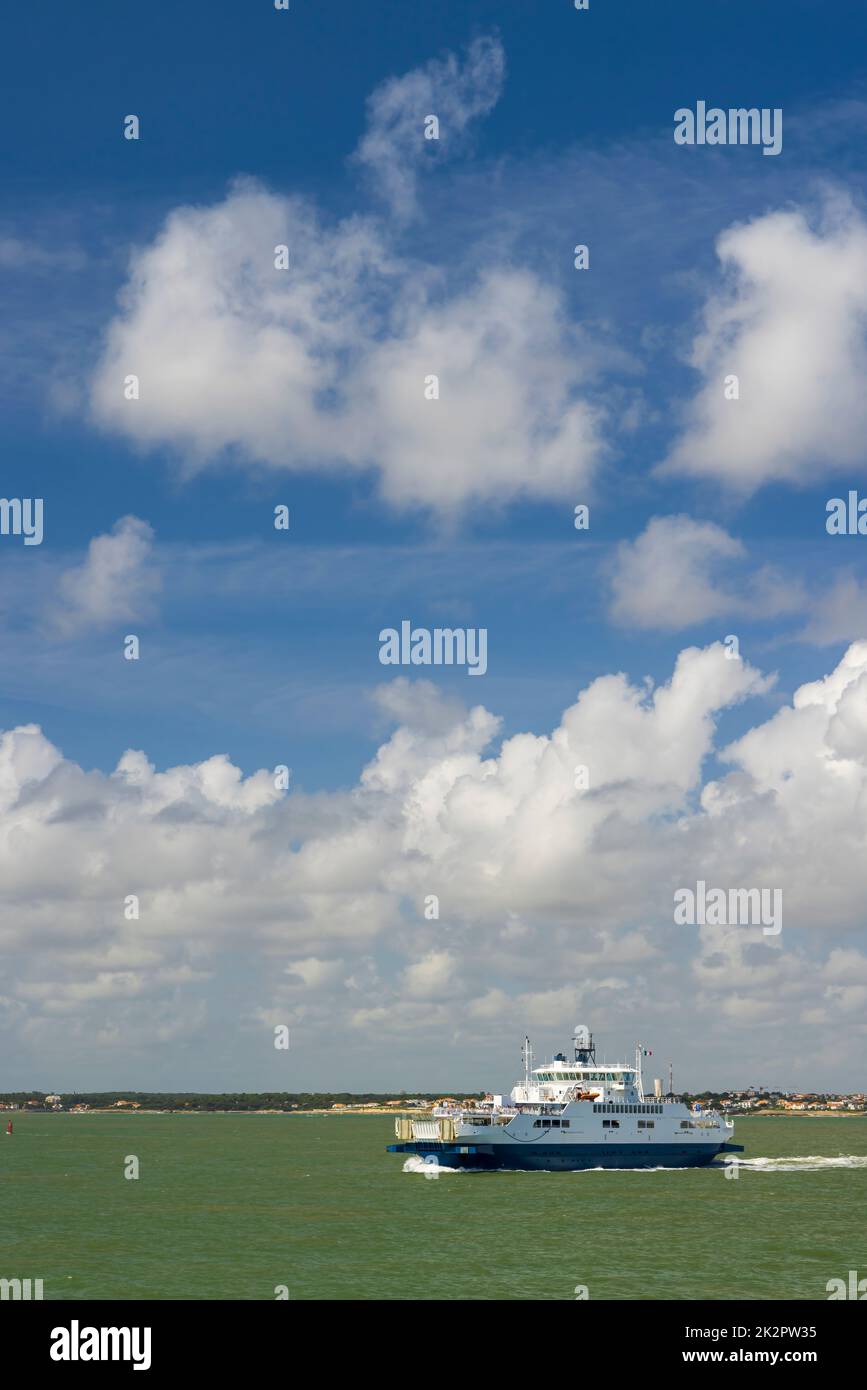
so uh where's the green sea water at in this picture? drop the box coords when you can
[3,1113,866,1301]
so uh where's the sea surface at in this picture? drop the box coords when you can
[3,1114,866,1300]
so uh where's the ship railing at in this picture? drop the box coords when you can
[454,1107,519,1125]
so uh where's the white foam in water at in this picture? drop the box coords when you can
[571,1156,867,1174]
[402,1155,464,1176]
[737,1154,867,1172]
[575,1165,693,1174]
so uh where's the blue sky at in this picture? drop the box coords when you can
[3,1,867,1092]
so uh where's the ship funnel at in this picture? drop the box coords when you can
[653,1078,663,1099]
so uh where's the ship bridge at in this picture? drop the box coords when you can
[510,1027,644,1106]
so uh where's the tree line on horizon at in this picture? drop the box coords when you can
[0,1090,479,1110]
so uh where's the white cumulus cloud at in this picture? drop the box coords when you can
[50,515,159,635]
[609,514,802,630]
[3,644,867,1082]
[661,199,867,491]
[88,38,611,514]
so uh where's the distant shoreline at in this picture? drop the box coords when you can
[13,1106,430,1117]
[9,1106,865,1118]
[747,1110,866,1119]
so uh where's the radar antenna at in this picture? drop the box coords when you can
[573,1024,595,1064]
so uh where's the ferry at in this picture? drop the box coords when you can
[388,1026,742,1172]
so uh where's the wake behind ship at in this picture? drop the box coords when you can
[388,1026,743,1172]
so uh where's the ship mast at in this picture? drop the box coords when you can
[572,1024,594,1064]
[522,1036,533,1092]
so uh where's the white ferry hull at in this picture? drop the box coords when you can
[388,1139,742,1171]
